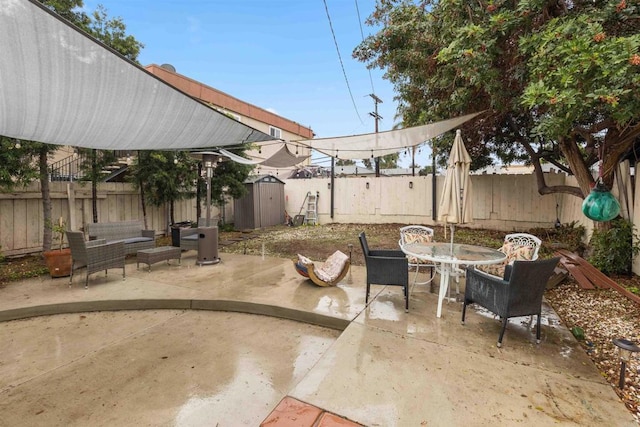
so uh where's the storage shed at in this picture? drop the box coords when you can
[233,175,285,230]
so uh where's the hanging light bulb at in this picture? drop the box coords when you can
[581,178,621,222]
[295,145,299,155]
[174,158,178,165]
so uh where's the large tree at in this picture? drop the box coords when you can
[129,151,199,226]
[354,0,640,199]
[0,1,143,251]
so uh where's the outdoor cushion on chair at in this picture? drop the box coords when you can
[399,225,436,286]
[477,240,535,278]
[294,251,350,287]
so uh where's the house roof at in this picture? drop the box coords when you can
[145,64,314,140]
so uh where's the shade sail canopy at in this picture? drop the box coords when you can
[297,112,482,160]
[0,0,275,150]
[259,144,310,167]
[213,144,309,167]
[438,129,473,226]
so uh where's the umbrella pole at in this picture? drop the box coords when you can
[450,224,454,254]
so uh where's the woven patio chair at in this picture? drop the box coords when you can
[462,257,560,347]
[180,218,216,251]
[359,231,409,312]
[67,231,126,289]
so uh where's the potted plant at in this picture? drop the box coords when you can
[43,217,72,278]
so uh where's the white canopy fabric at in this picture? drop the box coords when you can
[438,129,473,229]
[258,144,310,167]
[191,144,310,168]
[0,0,275,150]
[296,112,482,160]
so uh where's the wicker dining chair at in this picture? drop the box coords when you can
[67,231,126,288]
[462,257,560,347]
[359,231,409,312]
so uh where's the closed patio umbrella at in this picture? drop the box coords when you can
[438,129,473,250]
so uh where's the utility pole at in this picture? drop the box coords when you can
[368,93,382,177]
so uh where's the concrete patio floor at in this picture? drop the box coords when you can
[0,251,635,426]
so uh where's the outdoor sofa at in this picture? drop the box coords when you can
[85,220,155,255]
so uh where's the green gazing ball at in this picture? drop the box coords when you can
[581,183,621,222]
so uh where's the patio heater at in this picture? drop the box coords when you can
[191,152,220,266]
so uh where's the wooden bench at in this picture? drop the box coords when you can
[86,220,155,255]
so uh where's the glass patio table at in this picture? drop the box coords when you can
[400,242,507,318]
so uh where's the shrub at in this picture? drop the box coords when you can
[589,218,640,275]
[530,222,586,256]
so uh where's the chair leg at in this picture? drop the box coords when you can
[365,283,370,303]
[461,301,468,324]
[404,284,409,313]
[69,262,74,287]
[85,273,89,289]
[497,317,509,347]
[536,313,542,344]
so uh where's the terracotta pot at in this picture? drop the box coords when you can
[43,248,72,278]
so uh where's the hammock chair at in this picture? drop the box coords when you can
[293,250,350,287]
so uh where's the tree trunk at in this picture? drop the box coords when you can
[140,180,148,230]
[558,136,594,198]
[39,147,52,252]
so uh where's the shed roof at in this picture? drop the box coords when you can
[244,175,285,185]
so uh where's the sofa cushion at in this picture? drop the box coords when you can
[122,237,154,244]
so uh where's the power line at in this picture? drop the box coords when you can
[323,0,364,125]
[354,0,375,94]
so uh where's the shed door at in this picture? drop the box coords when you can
[258,181,284,228]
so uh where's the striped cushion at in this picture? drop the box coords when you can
[477,242,534,278]
[403,232,432,244]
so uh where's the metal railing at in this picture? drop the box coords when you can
[48,150,132,182]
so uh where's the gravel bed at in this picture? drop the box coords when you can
[546,281,640,423]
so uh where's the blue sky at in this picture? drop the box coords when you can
[86,0,430,168]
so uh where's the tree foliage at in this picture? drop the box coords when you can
[129,151,198,225]
[354,0,640,199]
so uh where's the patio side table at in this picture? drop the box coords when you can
[137,246,181,272]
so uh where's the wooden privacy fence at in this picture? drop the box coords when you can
[1,171,597,257]
[0,181,204,256]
